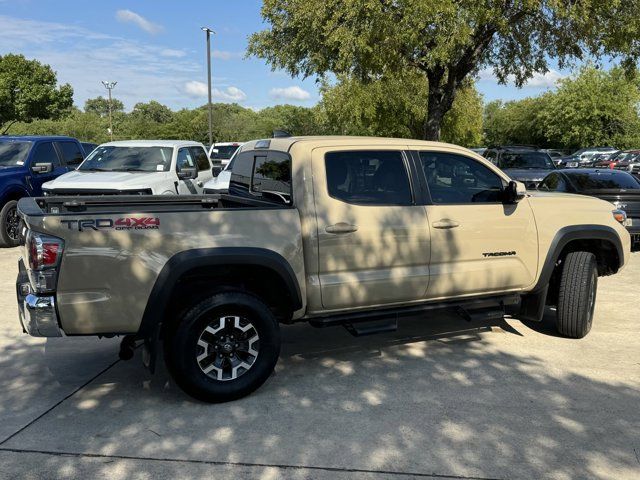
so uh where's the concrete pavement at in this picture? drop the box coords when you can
[0,247,638,479]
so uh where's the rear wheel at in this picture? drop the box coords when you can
[556,251,598,338]
[0,200,21,248]
[164,291,281,403]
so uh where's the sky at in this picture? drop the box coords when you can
[0,0,572,112]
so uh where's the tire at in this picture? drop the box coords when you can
[556,251,598,338]
[164,291,281,403]
[0,200,21,248]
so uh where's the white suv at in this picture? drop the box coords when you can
[42,140,213,195]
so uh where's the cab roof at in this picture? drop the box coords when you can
[240,135,472,154]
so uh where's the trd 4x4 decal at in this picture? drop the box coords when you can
[61,217,160,232]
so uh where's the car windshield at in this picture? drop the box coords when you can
[499,152,554,169]
[0,141,32,167]
[78,146,173,172]
[568,173,640,191]
[212,145,239,160]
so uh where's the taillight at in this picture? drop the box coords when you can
[26,231,64,293]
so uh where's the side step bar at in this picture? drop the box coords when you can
[309,295,519,333]
[344,319,398,337]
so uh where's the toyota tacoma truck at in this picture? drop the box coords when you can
[15,136,630,402]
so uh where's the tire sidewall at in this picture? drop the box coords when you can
[166,291,281,402]
[0,200,20,248]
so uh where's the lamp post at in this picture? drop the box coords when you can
[201,26,215,147]
[101,81,117,141]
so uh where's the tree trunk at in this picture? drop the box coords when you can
[423,70,456,141]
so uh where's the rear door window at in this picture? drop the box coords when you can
[55,141,84,167]
[325,150,412,206]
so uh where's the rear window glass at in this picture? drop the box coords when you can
[211,145,240,160]
[229,150,292,205]
[498,152,554,169]
[567,172,640,190]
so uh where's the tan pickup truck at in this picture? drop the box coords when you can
[16,136,631,402]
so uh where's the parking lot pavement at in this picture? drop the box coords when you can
[0,248,638,480]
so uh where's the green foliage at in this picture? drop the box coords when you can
[84,96,125,116]
[249,0,640,140]
[0,54,73,132]
[316,72,483,146]
[540,67,640,149]
[483,66,640,149]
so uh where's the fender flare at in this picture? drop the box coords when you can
[520,224,624,322]
[137,247,302,338]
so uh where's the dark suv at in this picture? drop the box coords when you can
[0,136,85,247]
[483,145,556,189]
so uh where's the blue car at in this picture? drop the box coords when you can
[0,136,86,247]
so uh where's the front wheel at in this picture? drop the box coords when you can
[556,251,598,338]
[0,200,21,248]
[164,291,281,403]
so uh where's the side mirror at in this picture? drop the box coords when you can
[177,167,197,180]
[211,166,223,177]
[504,180,526,203]
[32,162,53,174]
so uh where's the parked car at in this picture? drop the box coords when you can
[469,147,486,156]
[42,140,213,196]
[612,150,640,174]
[80,142,98,156]
[483,145,556,189]
[203,144,242,194]
[0,135,86,247]
[538,168,640,249]
[541,149,567,165]
[557,147,618,168]
[209,142,242,174]
[16,136,630,402]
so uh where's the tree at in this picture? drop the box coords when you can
[248,0,640,141]
[316,72,483,146]
[539,67,640,149]
[130,100,173,123]
[482,66,640,149]
[84,96,124,117]
[0,54,73,133]
[482,96,549,147]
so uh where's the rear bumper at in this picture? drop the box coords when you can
[16,259,62,337]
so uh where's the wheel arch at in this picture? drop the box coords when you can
[520,225,623,321]
[137,247,303,339]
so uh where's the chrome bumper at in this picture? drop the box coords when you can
[16,259,62,337]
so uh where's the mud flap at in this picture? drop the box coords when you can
[518,285,549,322]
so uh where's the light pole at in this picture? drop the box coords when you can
[101,80,117,141]
[201,27,215,147]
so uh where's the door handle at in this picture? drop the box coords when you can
[325,222,358,234]
[432,219,460,229]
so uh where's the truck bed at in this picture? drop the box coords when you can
[17,194,305,334]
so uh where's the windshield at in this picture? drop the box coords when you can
[0,141,32,167]
[567,173,640,191]
[79,146,173,172]
[499,152,554,169]
[211,145,240,160]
